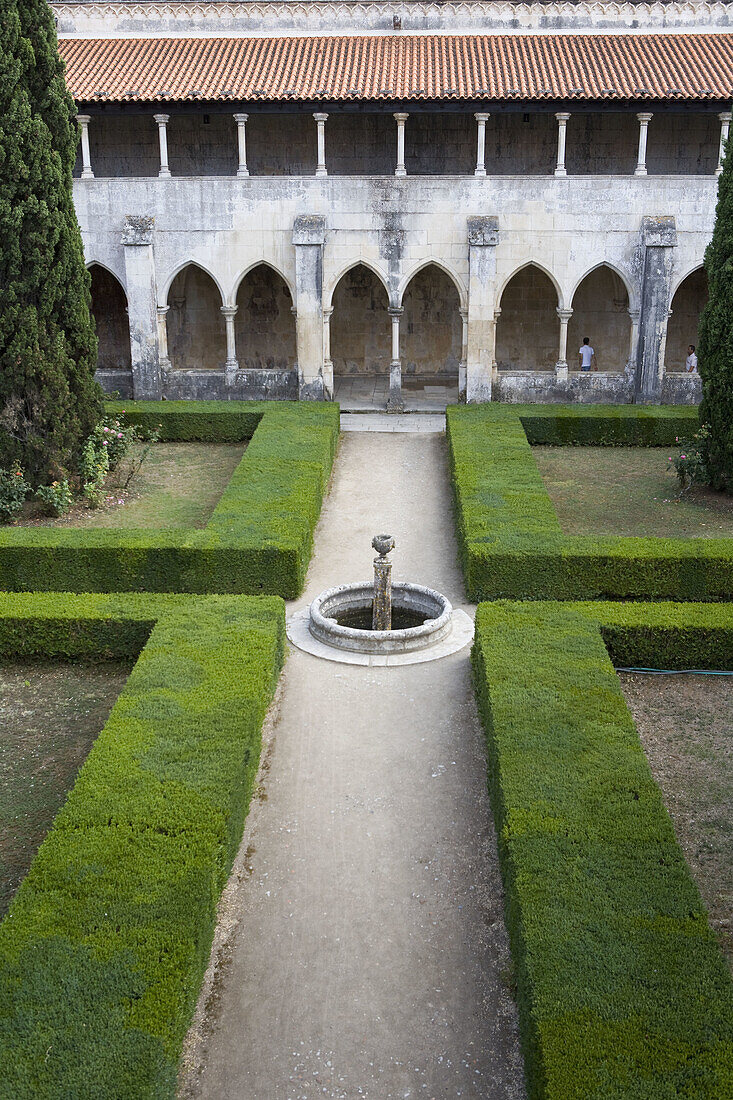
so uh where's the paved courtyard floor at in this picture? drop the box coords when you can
[180,430,525,1099]
[334,376,456,412]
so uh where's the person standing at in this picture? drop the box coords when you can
[578,337,595,371]
[685,344,698,372]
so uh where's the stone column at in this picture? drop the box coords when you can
[77,114,94,179]
[716,111,731,176]
[156,305,171,372]
[466,216,500,402]
[221,305,239,379]
[153,114,171,178]
[635,113,652,177]
[233,113,249,177]
[314,113,328,177]
[555,308,573,377]
[394,113,408,178]
[122,216,162,399]
[458,306,469,400]
[634,215,677,403]
[474,113,489,178]
[554,112,570,177]
[387,307,404,411]
[293,215,328,400]
[626,307,640,373]
[323,306,334,382]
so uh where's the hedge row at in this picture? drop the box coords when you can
[0,593,286,1099]
[447,405,733,601]
[472,600,733,1100]
[0,401,340,598]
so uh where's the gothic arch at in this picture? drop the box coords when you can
[326,260,390,310]
[234,263,297,370]
[398,259,466,311]
[87,263,131,372]
[400,262,462,380]
[665,266,709,373]
[330,263,391,376]
[496,263,560,371]
[568,264,631,372]
[166,263,226,370]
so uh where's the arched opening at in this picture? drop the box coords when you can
[665,268,709,372]
[401,265,461,384]
[235,265,296,370]
[88,264,131,371]
[166,264,225,370]
[330,265,391,376]
[568,266,630,372]
[496,265,559,370]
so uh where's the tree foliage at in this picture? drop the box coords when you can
[0,0,101,482]
[698,136,733,492]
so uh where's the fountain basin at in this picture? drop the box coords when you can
[309,582,452,654]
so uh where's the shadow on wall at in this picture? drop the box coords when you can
[167,264,227,370]
[401,265,461,379]
[568,266,630,372]
[331,264,391,376]
[235,265,297,370]
[665,267,708,373]
[89,264,132,371]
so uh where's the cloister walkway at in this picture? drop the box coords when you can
[179,428,525,1100]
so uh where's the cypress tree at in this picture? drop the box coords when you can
[0,0,101,483]
[697,135,733,492]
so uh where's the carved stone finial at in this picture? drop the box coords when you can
[372,534,395,558]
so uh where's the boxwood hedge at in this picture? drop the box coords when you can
[473,599,733,1100]
[447,405,733,601]
[0,592,285,1099]
[0,401,340,598]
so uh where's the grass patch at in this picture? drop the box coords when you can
[619,671,733,970]
[18,443,246,530]
[533,446,733,538]
[0,661,131,918]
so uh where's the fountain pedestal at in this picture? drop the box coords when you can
[371,534,395,631]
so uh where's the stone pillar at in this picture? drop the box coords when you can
[634,215,677,404]
[122,216,162,399]
[555,308,573,377]
[221,305,239,379]
[154,114,171,179]
[156,305,171,372]
[554,113,570,177]
[234,113,249,177]
[387,307,404,411]
[293,215,328,400]
[474,113,489,178]
[323,306,334,383]
[458,306,469,400]
[77,114,94,180]
[626,308,640,373]
[314,113,328,177]
[466,216,500,402]
[635,113,652,177]
[716,111,731,176]
[394,113,408,178]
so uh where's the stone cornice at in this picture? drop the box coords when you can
[53,1,733,38]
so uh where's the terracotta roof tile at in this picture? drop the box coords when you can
[59,34,733,104]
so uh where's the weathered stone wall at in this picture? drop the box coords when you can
[89,263,132,370]
[235,265,297,369]
[167,264,226,369]
[331,265,391,375]
[567,266,630,371]
[665,266,708,371]
[401,265,462,375]
[496,266,558,370]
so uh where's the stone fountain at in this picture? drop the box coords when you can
[287,535,473,665]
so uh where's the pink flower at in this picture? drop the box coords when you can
[117,432,122,438]
[680,454,686,459]
[102,440,108,446]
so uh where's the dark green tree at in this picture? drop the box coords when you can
[697,136,733,492]
[0,0,101,482]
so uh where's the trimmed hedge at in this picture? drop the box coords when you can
[0,592,285,1098]
[0,401,340,598]
[447,405,733,601]
[473,600,733,1100]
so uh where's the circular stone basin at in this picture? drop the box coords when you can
[309,582,452,655]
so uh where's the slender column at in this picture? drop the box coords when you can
[77,114,94,179]
[554,112,570,177]
[233,113,249,177]
[474,113,489,178]
[156,305,171,372]
[387,306,404,411]
[394,113,408,178]
[314,112,328,177]
[716,111,731,176]
[626,308,640,373]
[635,113,652,177]
[323,306,333,378]
[555,308,573,375]
[458,306,469,400]
[221,306,239,377]
[153,114,171,178]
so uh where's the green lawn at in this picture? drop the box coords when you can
[21,443,245,530]
[0,662,130,918]
[533,445,733,538]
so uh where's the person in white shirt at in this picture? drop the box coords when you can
[685,344,698,372]
[578,338,595,371]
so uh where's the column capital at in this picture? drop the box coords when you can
[153,113,170,125]
[313,112,329,122]
[233,112,249,123]
[387,306,404,318]
[641,215,677,247]
[459,306,469,321]
[474,112,490,122]
[636,112,653,123]
[293,214,326,246]
[157,304,170,317]
[220,305,238,318]
[323,306,334,320]
[393,112,409,122]
[555,112,571,122]
[76,113,91,124]
[467,215,499,246]
[628,307,641,321]
[720,111,733,122]
[556,308,573,322]
[122,215,154,246]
